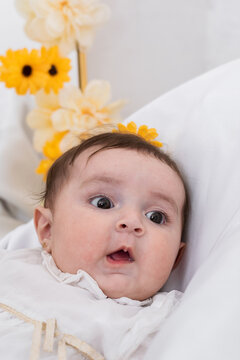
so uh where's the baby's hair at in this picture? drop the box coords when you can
[42,132,189,236]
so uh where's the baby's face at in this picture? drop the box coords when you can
[36,148,185,300]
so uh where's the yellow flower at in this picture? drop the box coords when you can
[114,122,163,148]
[16,0,111,54]
[40,46,71,94]
[0,48,47,95]
[36,159,54,180]
[36,131,67,179]
[43,131,67,159]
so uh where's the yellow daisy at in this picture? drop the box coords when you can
[114,121,163,147]
[40,46,71,94]
[36,130,67,179]
[0,48,47,95]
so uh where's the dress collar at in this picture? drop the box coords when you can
[41,250,152,307]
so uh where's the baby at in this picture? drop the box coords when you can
[0,132,189,360]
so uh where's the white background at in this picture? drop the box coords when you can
[0,0,240,117]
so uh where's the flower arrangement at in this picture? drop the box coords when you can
[27,81,125,177]
[0,0,127,179]
[0,1,162,180]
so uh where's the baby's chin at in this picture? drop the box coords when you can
[103,287,153,301]
[98,276,154,301]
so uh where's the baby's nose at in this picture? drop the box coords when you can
[116,217,144,235]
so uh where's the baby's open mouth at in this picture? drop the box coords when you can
[107,249,134,263]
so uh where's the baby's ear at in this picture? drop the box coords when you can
[172,242,186,270]
[34,206,53,253]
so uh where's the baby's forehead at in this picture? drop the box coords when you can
[70,146,185,194]
[73,146,160,167]
[71,146,160,175]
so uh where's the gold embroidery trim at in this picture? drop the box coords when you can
[0,302,104,360]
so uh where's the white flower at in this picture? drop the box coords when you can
[16,0,111,54]
[27,90,60,151]
[27,80,124,153]
[52,81,124,134]
[59,131,82,153]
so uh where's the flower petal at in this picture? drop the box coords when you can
[28,0,51,17]
[43,131,65,159]
[51,108,74,131]
[138,125,148,137]
[59,132,80,153]
[33,128,56,152]
[25,17,55,42]
[35,89,60,109]
[150,140,163,148]
[46,12,66,38]
[75,26,95,49]
[84,80,111,108]
[27,108,52,129]
[58,85,82,110]
[144,128,158,141]
[36,159,53,180]
[15,0,33,18]
[127,121,137,133]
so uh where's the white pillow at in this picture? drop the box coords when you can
[125,58,240,292]
[145,221,240,360]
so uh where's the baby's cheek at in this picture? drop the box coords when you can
[78,242,103,264]
[145,243,175,275]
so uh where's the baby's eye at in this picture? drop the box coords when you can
[145,211,166,225]
[90,196,114,209]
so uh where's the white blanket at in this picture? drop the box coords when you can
[0,248,181,360]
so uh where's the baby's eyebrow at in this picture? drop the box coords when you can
[149,191,179,214]
[80,175,122,187]
[80,177,179,213]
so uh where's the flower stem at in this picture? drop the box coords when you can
[76,42,87,91]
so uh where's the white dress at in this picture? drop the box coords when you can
[0,248,182,360]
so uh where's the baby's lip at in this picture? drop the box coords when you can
[107,246,135,262]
